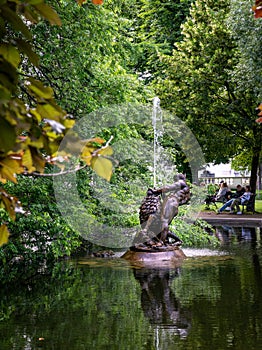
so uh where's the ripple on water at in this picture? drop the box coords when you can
[183,247,230,258]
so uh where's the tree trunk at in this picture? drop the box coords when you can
[259,162,262,199]
[250,148,260,194]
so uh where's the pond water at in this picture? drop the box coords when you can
[0,227,262,350]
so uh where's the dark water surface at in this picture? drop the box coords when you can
[0,228,262,350]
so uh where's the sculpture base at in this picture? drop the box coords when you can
[121,245,186,267]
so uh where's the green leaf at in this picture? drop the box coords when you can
[23,6,41,24]
[16,39,39,66]
[0,224,9,247]
[27,0,44,4]
[0,61,18,92]
[27,78,53,99]
[34,3,62,26]
[0,44,20,68]
[0,85,11,103]
[0,119,16,153]
[2,5,32,39]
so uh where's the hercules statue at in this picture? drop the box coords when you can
[134,174,190,249]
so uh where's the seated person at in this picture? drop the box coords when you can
[215,182,230,202]
[231,184,245,198]
[205,181,230,208]
[217,185,252,214]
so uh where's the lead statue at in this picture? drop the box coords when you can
[133,174,190,249]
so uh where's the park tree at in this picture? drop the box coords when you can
[228,0,262,189]
[0,0,120,246]
[129,0,192,81]
[31,0,150,117]
[154,0,262,193]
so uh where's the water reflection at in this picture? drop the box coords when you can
[133,268,191,340]
[216,226,261,245]
[1,228,262,350]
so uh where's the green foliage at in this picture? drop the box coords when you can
[0,0,76,237]
[154,0,261,191]
[134,0,193,81]
[0,0,225,283]
[228,0,262,101]
[31,0,151,116]
[231,150,253,172]
[171,210,219,247]
[0,174,84,283]
[0,0,131,245]
[0,0,72,176]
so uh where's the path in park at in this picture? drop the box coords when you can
[198,211,262,227]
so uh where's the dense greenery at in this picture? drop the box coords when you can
[1,0,262,282]
[31,0,151,115]
[154,0,262,193]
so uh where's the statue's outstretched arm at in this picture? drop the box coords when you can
[153,181,185,194]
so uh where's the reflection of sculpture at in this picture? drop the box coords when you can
[135,174,190,247]
[133,268,191,338]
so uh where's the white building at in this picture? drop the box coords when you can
[199,163,250,187]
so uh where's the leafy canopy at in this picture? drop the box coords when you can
[0,0,113,245]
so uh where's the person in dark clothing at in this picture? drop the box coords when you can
[231,184,245,198]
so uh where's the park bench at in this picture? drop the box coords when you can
[241,193,256,214]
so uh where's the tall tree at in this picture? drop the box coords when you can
[154,0,262,193]
[31,0,150,116]
[0,0,120,245]
[131,0,192,81]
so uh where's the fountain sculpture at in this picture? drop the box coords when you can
[122,173,191,264]
[122,98,191,264]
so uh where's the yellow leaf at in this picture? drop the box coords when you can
[36,103,63,121]
[0,157,23,183]
[22,149,36,173]
[27,78,54,99]
[81,146,96,166]
[29,135,44,148]
[63,119,75,129]
[97,146,113,156]
[91,157,113,181]
[30,109,42,122]
[0,224,9,247]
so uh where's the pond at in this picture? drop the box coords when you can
[0,227,261,350]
